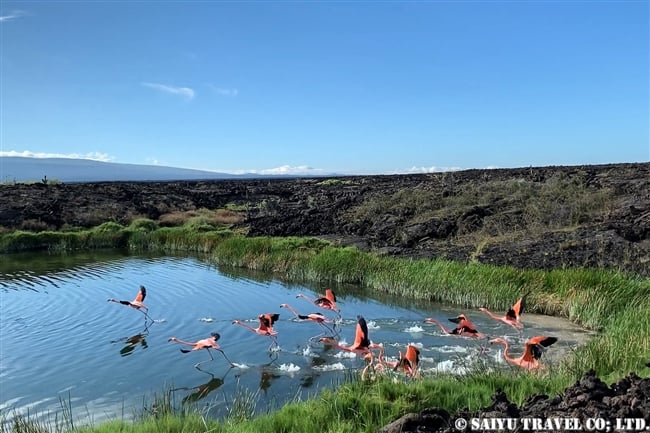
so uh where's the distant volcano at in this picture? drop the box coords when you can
[0,157,251,183]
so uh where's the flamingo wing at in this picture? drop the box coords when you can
[259,313,280,332]
[506,293,528,321]
[353,315,371,349]
[524,336,557,361]
[325,289,337,303]
[134,285,146,303]
[405,345,420,368]
[314,296,333,308]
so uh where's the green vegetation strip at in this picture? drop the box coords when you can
[1,221,649,433]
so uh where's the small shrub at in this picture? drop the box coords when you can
[95,221,125,232]
[129,218,159,232]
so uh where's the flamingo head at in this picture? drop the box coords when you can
[210,332,221,341]
[423,318,437,323]
[168,337,177,342]
[280,304,288,308]
[489,338,506,345]
[232,320,240,325]
[478,307,488,312]
[319,337,335,345]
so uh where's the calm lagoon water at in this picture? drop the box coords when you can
[0,251,593,425]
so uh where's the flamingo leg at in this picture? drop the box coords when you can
[217,349,236,367]
[139,309,155,325]
[477,338,491,356]
[194,348,215,369]
[267,335,279,353]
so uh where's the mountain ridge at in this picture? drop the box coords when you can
[0,157,291,183]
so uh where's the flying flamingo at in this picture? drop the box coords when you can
[424,314,485,338]
[232,313,280,351]
[108,285,153,322]
[490,335,558,370]
[280,303,337,340]
[479,293,529,331]
[168,332,235,369]
[296,288,340,317]
[319,315,379,356]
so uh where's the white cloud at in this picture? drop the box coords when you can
[254,165,325,175]
[0,10,26,22]
[141,82,195,100]
[208,85,239,97]
[206,165,326,176]
[0,150,114,162]
[399,166,464,174]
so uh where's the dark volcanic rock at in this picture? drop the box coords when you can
[378,371,650,433]
[1,163,649,276]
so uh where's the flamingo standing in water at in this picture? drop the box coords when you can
[320,315,379,356]
[108,285,153,322]
[296,289,340,318]
[479,293,528,331]
[424,314,485,338]
[168,332,235,368]
[364,344,420,379]
[393,344,421,378]
[490,335,558,370]
[232,313,280,351]
[280,303,337,340]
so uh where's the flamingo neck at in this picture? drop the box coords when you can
[429,319,451,334]
[483,309,501,320]
[498,339,515,363]
[283,305,300,319]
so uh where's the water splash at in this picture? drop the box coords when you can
[278,363,300,373]
[333,351,357,359]
[366,320,380,330]
[313,362,346,371]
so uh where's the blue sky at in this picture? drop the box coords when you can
[1,1,648,175]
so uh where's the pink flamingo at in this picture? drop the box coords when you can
[490,335,557,370]
[392,345,421,378]
[296,288,340,317]
[372,344,421,377]
[320,315,380,356]
[108,285,153,322]
[424,314,485,338]
[168,332,235,368]
[479,293,528,331]
[232,313,280,351]
[280,303,337,339]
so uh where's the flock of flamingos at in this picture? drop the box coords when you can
[108,286,558,379]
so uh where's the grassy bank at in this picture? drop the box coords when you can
[1,222,649,433]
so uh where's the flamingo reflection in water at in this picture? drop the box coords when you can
[172,367,234,404]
